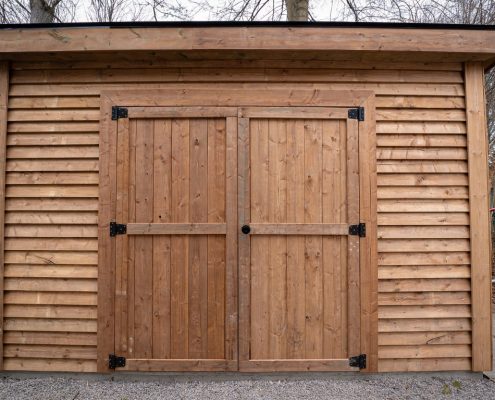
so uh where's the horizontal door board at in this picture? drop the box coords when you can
[126,223,227,235]
[127,106,238,118]
[238,107,349,119]
[239,359,358,372]
[247,223,349,235]
[121,359,238,372]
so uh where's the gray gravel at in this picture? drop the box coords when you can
[0,373,494,400]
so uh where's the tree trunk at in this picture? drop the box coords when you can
[285,0,308,21]
[30,0,57,23]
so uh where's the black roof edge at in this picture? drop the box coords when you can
[0,20,495,30]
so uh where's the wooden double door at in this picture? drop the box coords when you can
[99,91,370,372]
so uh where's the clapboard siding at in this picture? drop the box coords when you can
[4,57,471,372]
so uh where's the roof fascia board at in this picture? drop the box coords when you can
[0,26,494,57]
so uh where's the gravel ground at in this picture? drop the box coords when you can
[0,373,494,400]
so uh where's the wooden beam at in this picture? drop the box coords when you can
[0,62,8,371]
[465,62,492,372]
[0,27,494,57]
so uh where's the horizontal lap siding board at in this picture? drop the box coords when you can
[5,57,470,372]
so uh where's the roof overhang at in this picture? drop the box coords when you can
[1,22,495,68]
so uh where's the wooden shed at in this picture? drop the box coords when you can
[0,21,492,374]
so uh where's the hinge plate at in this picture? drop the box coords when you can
[349,354,366,369]
[349,223,366,237]
[110,222,127,237]
[108,353,126,369]
[111,106,128,120]
[348,107,365,121]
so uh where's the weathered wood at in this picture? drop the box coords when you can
[465,62,492,372]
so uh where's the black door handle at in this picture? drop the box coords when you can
[241,225,251,234]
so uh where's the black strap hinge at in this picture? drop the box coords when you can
[111,106,128,120]
[108,353,126,369]
[348,107,365,121]
[349,354,366,369]
[349,223,366,237]
[110,222,127,237]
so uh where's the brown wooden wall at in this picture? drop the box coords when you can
[0,54,485,372]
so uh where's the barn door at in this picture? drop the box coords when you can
[111,107,238,371]
[238,107,362,371]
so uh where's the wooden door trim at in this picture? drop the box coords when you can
[97,95,118,372]
[101,88,374,108]
[358,95,378,372]
[98,89,377,373]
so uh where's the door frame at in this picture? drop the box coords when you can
[98,88,377,372]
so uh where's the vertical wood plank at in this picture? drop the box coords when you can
[322,119,344,358]
[346,117,361,359]
[133,119,154,358]
[188,118,208,359]
[338,120,349,358]
[171,118,190,358]
[224,116,238,362]
[359,95,378,372]
[127,119,137,358]
[152,119,172,359]
[115,117,130,356]
[238,116,251,363]
[286,119,305,359]
[465,62,492,372]
[97,94,117,372]
[267,119,287,359]
[249,119,270,359]
[304,120,323,359]
[0,62,8,371]
[207,118,226,359]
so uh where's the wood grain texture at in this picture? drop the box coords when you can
[0,62,9,370]
[96,95,116,372]
[98,108,236,371]
[5,57,482,373]
[1,27,495,59]
[242,105,367,371]
[465,62,492,372]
